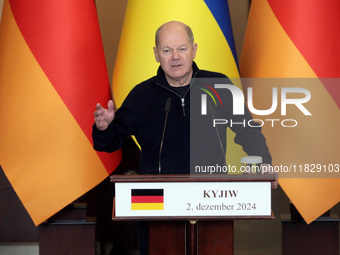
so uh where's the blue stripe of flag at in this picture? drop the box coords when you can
[203,0,238,65]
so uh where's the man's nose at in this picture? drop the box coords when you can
[172,50,180,59]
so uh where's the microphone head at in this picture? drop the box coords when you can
[165,97,171,113]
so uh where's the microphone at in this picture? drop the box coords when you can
[207,101,226,165]
[159,97,171,174]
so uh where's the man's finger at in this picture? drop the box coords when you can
[96,103,103,111]
[107,100,114,111]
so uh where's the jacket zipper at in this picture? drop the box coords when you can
[156,72,198,117]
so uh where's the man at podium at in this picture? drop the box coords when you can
[93,20,275,255]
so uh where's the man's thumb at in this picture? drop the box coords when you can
[107,100,114,111]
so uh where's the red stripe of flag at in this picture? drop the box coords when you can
[9,0,121,174]
[268,0,340,107]
[131,196,164,204]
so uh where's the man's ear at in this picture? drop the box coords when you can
[192,43,198,59]
[153,47,160,63]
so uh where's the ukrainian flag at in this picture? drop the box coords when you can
[112,0,246,168]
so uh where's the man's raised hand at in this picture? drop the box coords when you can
[94,100,115,131]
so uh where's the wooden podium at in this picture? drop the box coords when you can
[111,174,275,255]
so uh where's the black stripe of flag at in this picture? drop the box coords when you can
[131,189,163,196]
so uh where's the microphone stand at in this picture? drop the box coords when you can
[159,97,171,174]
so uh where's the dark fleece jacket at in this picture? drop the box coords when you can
[92,62,271,174]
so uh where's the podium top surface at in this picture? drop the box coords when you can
[110,174,276,183]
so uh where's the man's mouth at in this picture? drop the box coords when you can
[171,64,182,68]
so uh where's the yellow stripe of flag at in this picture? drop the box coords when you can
[131,203,164,211]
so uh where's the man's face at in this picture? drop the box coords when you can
[154,24,197,86]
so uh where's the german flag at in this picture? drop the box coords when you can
[0,0,122,225]
[131,189,164,210]
[240,0,340,223]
